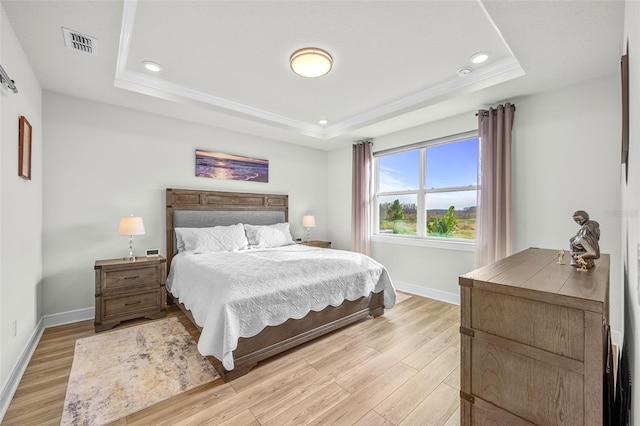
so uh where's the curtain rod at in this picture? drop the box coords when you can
[0,64,18,94]
[476,103,516,116]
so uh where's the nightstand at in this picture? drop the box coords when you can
[94,256,166,332]
[298,240,332,248]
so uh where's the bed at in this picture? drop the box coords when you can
[165,188,395,381]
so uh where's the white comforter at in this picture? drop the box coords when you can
[166,244,396,370]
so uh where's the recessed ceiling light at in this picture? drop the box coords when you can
[319,119,328,125]
[142,61,163,72]
[469,51,490,65]
[290,48,333,78]
[457,67,472,77]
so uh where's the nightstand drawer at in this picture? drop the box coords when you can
[101,266,160,292]
[102,289,162,320]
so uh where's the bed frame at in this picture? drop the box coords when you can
[166,188,385,381]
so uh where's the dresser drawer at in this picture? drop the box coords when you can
[470,288,585,360]
[470,338,584,425]
[100,265,160,293]
[102,289,162,320]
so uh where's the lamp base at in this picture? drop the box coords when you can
[127,236,136,261]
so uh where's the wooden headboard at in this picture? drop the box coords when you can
[165,188,289,267]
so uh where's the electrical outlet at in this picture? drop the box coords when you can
[12,320,17,337]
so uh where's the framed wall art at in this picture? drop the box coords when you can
[18,115,32,180]
[195,150,268,183]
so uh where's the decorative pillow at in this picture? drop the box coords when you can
[174,224,248,253]
[243,223,295,248]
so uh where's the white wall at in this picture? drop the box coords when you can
[623,1,639,423]
[0,4,43,389]
[512,74,622,334]
[42,92,328,315]
[328,74,623,334]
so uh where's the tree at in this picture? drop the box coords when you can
[427,205,458,236]
[387,199,404,233]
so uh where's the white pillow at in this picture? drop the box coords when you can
[174,224,248,253]
[243,223,295,248]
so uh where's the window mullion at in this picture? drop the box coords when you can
[373,158,379,234]
[417,147,426,238]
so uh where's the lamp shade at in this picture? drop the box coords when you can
[118,216,145,236]
[302,215,316,228]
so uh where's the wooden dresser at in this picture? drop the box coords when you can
[459,247,610,425]
[94,256,167,332]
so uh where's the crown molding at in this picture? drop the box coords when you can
[116,0,524,140]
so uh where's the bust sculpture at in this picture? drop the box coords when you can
[569,210,600,269]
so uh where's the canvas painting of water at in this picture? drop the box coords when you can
[195,150,269,183]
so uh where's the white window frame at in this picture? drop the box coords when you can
[372,130,478,251]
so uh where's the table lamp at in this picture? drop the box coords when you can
[118,216,145,261]
[302,215,316,242]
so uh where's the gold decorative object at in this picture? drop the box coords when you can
[576,255,589,271]
[557,249,565,265]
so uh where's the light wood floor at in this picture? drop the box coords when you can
[3,293,461,425]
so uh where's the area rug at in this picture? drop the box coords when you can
[61,317,219,425]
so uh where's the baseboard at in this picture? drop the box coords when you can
[393,280,460,305]
[0,318,45,422]
[42,307,94,328]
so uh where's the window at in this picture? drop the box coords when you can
[373,131,478,244]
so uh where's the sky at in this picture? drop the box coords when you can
[378,137,478,210]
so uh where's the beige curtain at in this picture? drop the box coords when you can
[352,140,372,255]
[475,103,515,268]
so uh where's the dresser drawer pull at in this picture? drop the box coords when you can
[124,276,140,280]
[460,391,475,404]
[460,326,475,337]
[125,301,142,306]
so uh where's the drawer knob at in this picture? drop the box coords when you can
[124,301,142,306]
[124,275,140,280]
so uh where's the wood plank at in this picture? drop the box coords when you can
[402,323,459,371]
[400,383,459,426]
[248,370,336,424]
[216,409,260,426]
[443,405,461,426]
[444,366,460,390]
[334,331,431,394]
[263,382,350,426]
[354,410,396,426]
[308,362,417,425]
[375,345,459,424]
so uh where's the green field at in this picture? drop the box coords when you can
[379,217,476,239]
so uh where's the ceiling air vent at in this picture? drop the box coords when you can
[62,27,97,56]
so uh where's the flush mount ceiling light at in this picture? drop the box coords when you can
[290,48,333,78]
[318,119,329,125]
[142,61,163,72]
[469,51,490,65]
